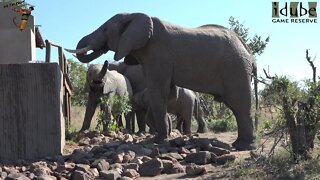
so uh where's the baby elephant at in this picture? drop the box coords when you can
[133,86,208,134]
[81,61,134,132]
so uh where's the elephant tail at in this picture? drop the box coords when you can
[252,60,259,131]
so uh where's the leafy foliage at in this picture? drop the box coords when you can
[96,95,132,132]
[262,74,320,160]
[67,59,88,106]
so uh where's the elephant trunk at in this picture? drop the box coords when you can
[65,34,106,63]
[98,61,109,80]
[81,92,98,131]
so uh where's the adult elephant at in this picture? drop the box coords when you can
[133,86,208,134]
[81,61,134,132]
[66,13,258,150]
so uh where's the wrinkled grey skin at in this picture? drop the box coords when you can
[66,13,258,150]
[133,86,208,134]
[81,61,134,132]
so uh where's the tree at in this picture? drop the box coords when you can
[67,59,88,106]
[229,16,270,56]
[262,50,319,160]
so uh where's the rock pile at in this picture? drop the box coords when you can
[0,130,236,180]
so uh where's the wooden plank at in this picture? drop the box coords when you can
[58,47,64,73]
[45,40,51,63]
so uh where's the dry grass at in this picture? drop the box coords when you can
[70,106,99,131]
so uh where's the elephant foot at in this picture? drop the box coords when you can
[197,127,209,133]
[232,138,256,151]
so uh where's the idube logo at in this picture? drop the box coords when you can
[272,2,317,23]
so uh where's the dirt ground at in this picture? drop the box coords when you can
[64,130,275,180]
[137,131,271,180]
[68,106,277,179]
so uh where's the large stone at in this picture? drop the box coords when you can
[71,149,93,164]
[78,137,91,146]
[71,170,93,180]
[37,175,58,180]
[212,154,236,165]
[100,170,121,180]
[185,151,211,165]
[5,172,27,180]
[185,163,206,176]
[171,163,185,174]
[211,139,232,150]
[122,163,139,171]
[93,159,110,172]
[161,160,174,174]
[194,138,212,151]
[75,164,91,173]
[169,137,185,147]
[122,169,140,179]
[208,146,230,156]
[0,64,65,162]
[139,158,163,177]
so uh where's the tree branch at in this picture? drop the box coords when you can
[263,68,274,80]
[306,49,317,83]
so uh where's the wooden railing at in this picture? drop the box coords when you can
[45,39,72,128]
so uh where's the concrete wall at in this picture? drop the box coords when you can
[0,2,36,64]
[0,63,65,162]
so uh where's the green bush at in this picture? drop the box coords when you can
[67,59,88,106]
[96,95,132,132]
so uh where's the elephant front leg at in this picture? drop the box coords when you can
[145,107,156,134]
[81,92,98,132]
[148,90,170,143]
[102,105,112,132]
[125,111,135,133]
[136,110,146,133]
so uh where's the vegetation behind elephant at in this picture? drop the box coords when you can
[66,13,258,150]
[133,86,208,134]
[81,61,134,132]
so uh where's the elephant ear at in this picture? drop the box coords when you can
[114,13,153,61]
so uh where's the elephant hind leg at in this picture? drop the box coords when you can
[181,108,193,135]
[176,114,183,133]
[223,91,256,150]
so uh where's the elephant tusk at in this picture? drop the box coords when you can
[64,46,91,54]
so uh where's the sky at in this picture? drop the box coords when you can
[10,0,320,81]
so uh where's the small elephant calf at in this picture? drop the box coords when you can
[133,86,208,134]
[81,61,134,132]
